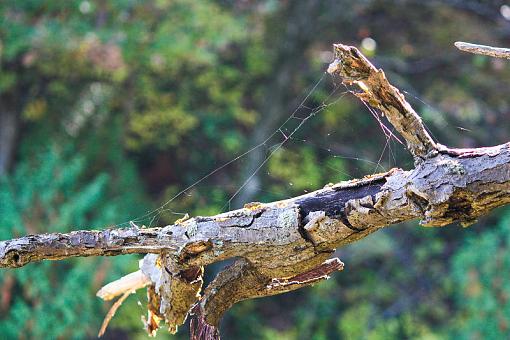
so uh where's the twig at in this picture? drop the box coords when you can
[455,41,510,59]
[98,290,133,337]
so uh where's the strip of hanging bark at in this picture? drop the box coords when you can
[2,43,510,340]
[455,41,510,59]
[327,43,437,160]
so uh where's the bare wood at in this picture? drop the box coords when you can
[97,270,150,301]
[141,254,204,334]
[1,43,510,339]
[327,43,437,160]
[455,41,510,59]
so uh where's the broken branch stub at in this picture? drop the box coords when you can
[327,43,437,161]
[1,43,510,339]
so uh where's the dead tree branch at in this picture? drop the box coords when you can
[1,43,510,339]
[455,41,510,59]
[328,43,437,160]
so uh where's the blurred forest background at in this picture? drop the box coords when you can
[1,1,510,339]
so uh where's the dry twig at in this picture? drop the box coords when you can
[98,290,133,337]
[455,41,510,59]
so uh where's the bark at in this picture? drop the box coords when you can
[1,43,510,339]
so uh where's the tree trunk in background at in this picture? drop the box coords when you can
[0,100,19,176]
[232,1,323,207]
[232,63,294,207]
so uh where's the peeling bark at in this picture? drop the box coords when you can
[1,42,509,339]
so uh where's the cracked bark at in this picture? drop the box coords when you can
[1,42,510,339]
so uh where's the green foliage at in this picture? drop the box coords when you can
[338,304,439,339]
[127,103,198,150]
[269,147,324,191]
[0,132,148,339]
[2,1,510,339]
[451,209,510,338]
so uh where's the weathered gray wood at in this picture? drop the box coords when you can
[455,41,510,59]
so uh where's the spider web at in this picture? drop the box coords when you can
[114,68,409,229]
